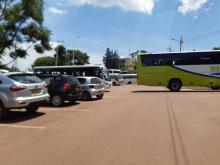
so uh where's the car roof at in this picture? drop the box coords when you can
[39,74,75,77]
[3,72,33,76]
[76,76,99,79]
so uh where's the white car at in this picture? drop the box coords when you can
[77,77,105,101]
[0,72,49,119]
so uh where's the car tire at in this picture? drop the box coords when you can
[96,94,104,99]
[51,95,64,107]
[26,104,39,113]
[0,102,8,120]
[113,82,117,86]
[168,79,182,92]
[82,92,91,101]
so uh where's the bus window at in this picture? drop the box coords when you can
[141,55,153,66]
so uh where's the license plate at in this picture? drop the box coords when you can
[32,89,41,94]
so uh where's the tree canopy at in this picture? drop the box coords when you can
[213,47,220,50]
[32,56,55,67]
[32,45,90,67]
[0,0,51,60]
[66,50,89,65]
[103,48,120,69]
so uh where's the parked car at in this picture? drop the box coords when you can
[37,75,81,106]
[122,74,137,84]
[77,77,105,101]
[110,74,124,86]
[0,72,49,119]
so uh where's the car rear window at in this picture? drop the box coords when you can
[9,74,43,84]
[66,76,79,84]
[90,78,101,84]
[77,78,86,84]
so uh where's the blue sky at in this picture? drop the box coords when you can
[8,0,220,70]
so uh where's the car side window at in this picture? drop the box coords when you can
[44,77,53,85]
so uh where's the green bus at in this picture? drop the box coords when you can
[137,50,220,91]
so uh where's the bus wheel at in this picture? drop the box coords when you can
[211,86,220,90]
[168,79,182,92]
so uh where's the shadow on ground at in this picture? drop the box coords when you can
[131,90,220,93]
[0,111,46,124]
[41,101,80,108]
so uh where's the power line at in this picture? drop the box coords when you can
[168,4,179,42]
[167,3,180,51]
[185,29,220,43]
[184,0,214,36]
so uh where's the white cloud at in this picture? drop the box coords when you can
[68,0,155,15]
[178,0,208,14]
[48,7,67,15]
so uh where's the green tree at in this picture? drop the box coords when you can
[213,47,220,50]
[0,61,9,70]
[66,50,89,65]
[0,0,51,60]
[129,50,147,73]
[32,56,55,67]
[103,48,120,69]
[54,45,66,65]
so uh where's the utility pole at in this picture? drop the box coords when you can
[167,47,172,52]
[172,36,184,52]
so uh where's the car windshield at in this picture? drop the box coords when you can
[9,74,43,84]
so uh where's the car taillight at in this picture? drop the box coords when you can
[10,85,26,92]
[44,83,48,88]
[64,83,71,90]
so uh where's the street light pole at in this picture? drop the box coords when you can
[172,36,184,52]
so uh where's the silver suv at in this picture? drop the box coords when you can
[77,77,104,101]
[0,72,49,119]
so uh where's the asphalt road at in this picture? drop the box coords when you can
[1,85,220,165]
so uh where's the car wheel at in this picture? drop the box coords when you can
[26,104,39,113]
[96,94,104,99]
[113,82,117,86]
[51,95,63,106]
[82,92,91,101]
[0,102,8,120]
[168,79,182,92]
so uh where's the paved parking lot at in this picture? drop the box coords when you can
[1,85,220,165]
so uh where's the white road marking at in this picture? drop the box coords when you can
[73,109,93,112]
[0,124,45,130]
[95,101,113,103]
[41,108,93,112]
[105,96,118,98]
[41,109,73,112]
